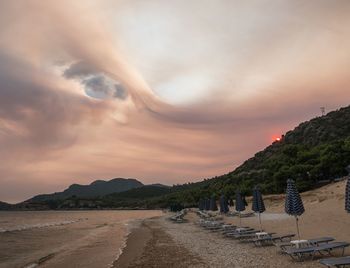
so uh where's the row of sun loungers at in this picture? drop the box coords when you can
[196,218,350,266]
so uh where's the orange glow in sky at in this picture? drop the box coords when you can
[271,135,281,142]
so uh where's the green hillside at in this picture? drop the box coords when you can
[162,105,350,206]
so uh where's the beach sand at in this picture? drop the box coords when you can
[115,180,350,268]
[114,218,206,268]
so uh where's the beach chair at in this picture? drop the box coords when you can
[253,234,295,246]
[319,256,350,267]
[210,224,236,232]
[221,226,250,234]
[225,229,259,238]
[275,237,335,252]
[237,232,276,242]
[224,227,254,235]
[284,242,350,261]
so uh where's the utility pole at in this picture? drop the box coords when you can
[320,107,325,116]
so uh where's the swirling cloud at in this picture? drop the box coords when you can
[1,0,350,202]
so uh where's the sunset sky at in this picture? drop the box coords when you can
[1,0,350,203]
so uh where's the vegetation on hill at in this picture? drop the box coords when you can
[0,201,11,210]
[160,105,350,206]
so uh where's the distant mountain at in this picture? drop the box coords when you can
[148,183,171,188]
[29,178,144,202]
[37,185,174,210]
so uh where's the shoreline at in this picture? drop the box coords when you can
[112,219,153,267]
[113,217,206,268]
[0,210,163,268]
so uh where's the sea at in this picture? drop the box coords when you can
[0,210,162,268]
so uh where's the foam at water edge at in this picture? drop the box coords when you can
[0,218,86,233]
[23,264,38,268]
[108,219,143,268]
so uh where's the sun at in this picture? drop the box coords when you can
[271,135,281,142]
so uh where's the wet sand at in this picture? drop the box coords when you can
[114,218,206,268]
[0,210,162,268]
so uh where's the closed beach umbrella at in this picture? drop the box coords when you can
[219,194,229,213]
[235,191,246,227]
[210,196,218,211]
[252,186,266,231]
[205,198,210,211]
[285,179,305,240]
[346,177,350,213]
[198,198,204,211]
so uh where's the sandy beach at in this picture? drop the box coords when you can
[115,180,350,268]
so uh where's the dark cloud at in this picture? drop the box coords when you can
[0,52,107,155]
[63,61,98,79]
[63,61,128,100]
[114,83,128,100]
[82,75,127,100]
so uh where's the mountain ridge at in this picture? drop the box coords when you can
[29,178,144,202]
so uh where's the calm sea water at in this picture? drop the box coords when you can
[0,210,162,268]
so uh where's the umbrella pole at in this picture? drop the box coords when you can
[295,216,301,240]
[239,211,241,227]
[258,212,262,232]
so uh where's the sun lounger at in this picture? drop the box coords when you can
[237,232,276,242]
[210,224,237,232]
[169,211,187,223]
[252,234,295,246]
[275,237,335,252]
[224,228,255,236]
[221,226,250,234]
[319,256,350,267]
[225,229,259,238]
[284,242,350,261]
[308,237,335,245]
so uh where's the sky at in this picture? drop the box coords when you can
[1,0,350,203]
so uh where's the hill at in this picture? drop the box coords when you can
[162,105,350,206]
[29,178,143,202]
